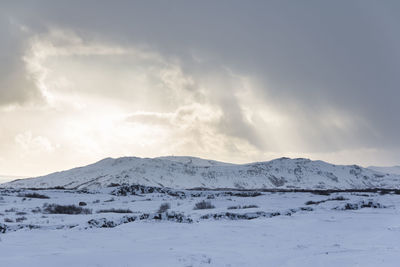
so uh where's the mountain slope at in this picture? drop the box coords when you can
[0,175,26,183]
[2,156,400,190]
[368,166,400,176]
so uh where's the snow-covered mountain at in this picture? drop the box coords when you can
[2,156,400,190]
[368,166,400,176]
[0,175,25,183]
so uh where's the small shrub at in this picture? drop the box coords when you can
[224,192,263,197]
[354,193,370,197]
[311,191,331,196]
[344,201,385,210]
[18,193,50,199]
[242,205,258,209]
[93,199,100,204]
[79,202,87,206]
[104,198,115,202]
[4,218,13,223]
[330,196,347,201]
[235,192,262,197]
[157,203,171,213]
[16,217,27,222]
[51,186,65,190]
[342,203,358,210]
[333,200,386,211]
[228,205,258,210]
[43,204,92,215]
[97,208,132,214]
[5,208,16,213]
[31,207,41,213]
[16,212,27,215]
[194,200,215,210]
[107,183,121,187]
[306,196,348,205]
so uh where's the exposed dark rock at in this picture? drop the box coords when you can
[334,200,387,210]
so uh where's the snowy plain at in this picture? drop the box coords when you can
[2,157,400,266]
[0,187,399,267]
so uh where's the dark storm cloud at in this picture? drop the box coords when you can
[1,0,400,167]
[0,13,42,105]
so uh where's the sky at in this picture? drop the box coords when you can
[1,0,400,177]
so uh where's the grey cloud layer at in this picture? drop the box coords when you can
[1,1,400,175]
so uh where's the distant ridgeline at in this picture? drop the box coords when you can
[2,156,400,190]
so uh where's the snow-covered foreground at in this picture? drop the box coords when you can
[0,188,399,266]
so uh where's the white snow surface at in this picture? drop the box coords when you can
[368,166,400,175]
[0,188,399,266]
[2,156,400,190]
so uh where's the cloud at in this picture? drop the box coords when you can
[0,16,42,106]
[0,27,269,175]
[126,112,173,126]
[1,1,400,176]
[15,131,56,154]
